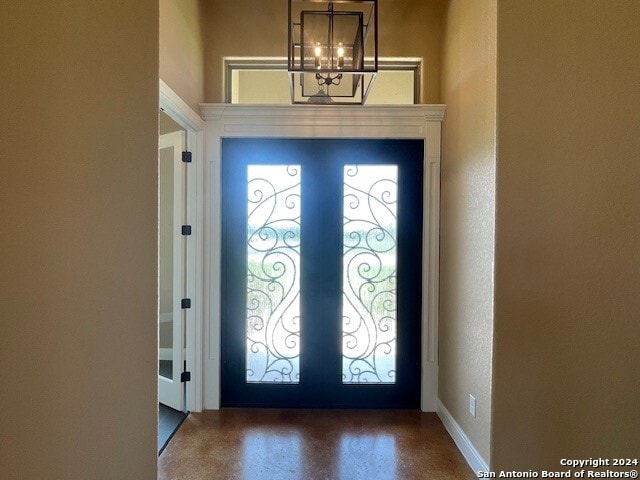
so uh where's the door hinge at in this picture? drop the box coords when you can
[181,298,191,309]
[182,151,192,163]
[181,225,192,235]
[181,371,191,383]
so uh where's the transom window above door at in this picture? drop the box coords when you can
[224,57,421,105]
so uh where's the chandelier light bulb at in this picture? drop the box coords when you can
[314,42,322,69]
[337,43,345,69]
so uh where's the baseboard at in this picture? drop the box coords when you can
[437,398,489,474]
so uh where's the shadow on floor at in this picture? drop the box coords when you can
[158,403,187,455]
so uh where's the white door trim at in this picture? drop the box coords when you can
[200,104,445,411]
[159,79,205,412]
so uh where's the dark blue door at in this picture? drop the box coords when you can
[221,138,423,408]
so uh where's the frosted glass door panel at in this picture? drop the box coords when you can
[246,165,301,383]
[342,165,398,384]
[158,146,175,379]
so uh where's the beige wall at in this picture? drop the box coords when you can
[493,0,640,469]
[439,0,496,463]
[202,0,446,103]
[0,2,158,479]
[160,0,205,111]
[379,0,445,103]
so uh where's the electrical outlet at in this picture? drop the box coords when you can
[469,395,476,417]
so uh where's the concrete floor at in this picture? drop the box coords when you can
[158,408,475,480]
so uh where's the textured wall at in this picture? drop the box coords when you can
[493,0,640,468]
[0,2,159,479]
[202,0,446,103]
[160,0,205,111]
[439,0,496,464]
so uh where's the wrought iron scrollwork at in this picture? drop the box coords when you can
[342,165,398,384]
[246,165,301,383]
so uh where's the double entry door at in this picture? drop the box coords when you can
[221,138,423,408]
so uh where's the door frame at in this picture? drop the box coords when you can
[159,79,205,412]
[201,104,445,411]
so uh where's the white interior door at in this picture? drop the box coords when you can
[158,131,186,411]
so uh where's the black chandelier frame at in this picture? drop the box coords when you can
[288,0,378,105]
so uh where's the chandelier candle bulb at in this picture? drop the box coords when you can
[337,43,345,69]
[314,43,322,69]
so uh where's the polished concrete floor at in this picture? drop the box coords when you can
[158,409,475,480]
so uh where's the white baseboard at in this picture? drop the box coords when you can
[437,398,489,474]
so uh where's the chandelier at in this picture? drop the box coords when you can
[288,0,378,105]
